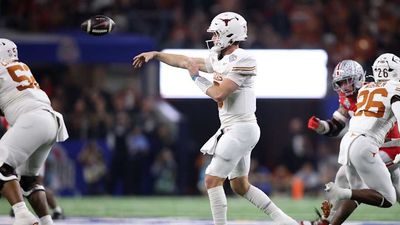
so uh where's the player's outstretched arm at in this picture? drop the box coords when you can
[132,51,157,69]
[308,105,349,137]
[308,115,328,134]
[132,51,208,72]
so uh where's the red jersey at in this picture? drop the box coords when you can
[381,123,400,161]
[338,92,357,112]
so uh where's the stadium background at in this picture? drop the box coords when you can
[0,0,400,223]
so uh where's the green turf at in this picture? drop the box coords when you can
[0,196,399,221]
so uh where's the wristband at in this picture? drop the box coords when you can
[318,120,330,134]
[192,74,212,93]
[191,74,200,81]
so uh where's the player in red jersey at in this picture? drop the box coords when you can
[305,59,400,225]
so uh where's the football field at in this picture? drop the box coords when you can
[0,196,398,224]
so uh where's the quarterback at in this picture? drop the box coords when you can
[133,12,297,225]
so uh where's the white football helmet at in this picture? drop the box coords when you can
[332,60,365,96]
[372,53,400,82]
[206,12,247,52]
[0,38,18,64]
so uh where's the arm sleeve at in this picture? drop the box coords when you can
[324,118,346,137]
[323,110,348,137]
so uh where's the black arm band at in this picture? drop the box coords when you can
[324,118,345,137]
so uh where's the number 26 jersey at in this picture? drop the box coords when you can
[349,80,400,146]
[0,62,52,125]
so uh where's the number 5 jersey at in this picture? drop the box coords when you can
[0,61,68,141]
[0,62,51,125]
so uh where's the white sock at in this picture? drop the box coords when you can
[207,186,227,225]
[243,184,294,222]
[40,215,53,225]
[12,202,29,215]
[327,209,335,222]
[243,185,280,215]
[340,188,352,199]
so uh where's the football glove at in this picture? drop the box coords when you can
[308,116,328,134]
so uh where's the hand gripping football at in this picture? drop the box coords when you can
[81,15,115,36]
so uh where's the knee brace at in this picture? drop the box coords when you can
[0,163,18,190]
[20,176,45,197]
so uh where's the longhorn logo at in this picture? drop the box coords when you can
[219,17,238,26]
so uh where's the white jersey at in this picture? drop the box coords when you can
[348,80,400,146]
[0,61,52,125]
[204,48,257,127]
[337,81,399,204]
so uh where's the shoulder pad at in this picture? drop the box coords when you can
[230,49,256,75]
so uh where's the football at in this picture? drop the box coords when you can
[81,15,115,36]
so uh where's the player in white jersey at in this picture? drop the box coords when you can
[325,53,400,222]
[133,12,297,225]
[304,59,400,225]
[0,38,68,225]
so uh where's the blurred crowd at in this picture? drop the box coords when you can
[0,0,400,197]
[2,0,400,71]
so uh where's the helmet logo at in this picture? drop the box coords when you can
[229,54,237,62]
[219,17,238,26]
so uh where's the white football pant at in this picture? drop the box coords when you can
[206,122,260,179]
[343,135,396,205]
[0,109,58,176]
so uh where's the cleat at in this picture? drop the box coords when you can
[52,208,66,220]
[314,207,322,219]
[270,209,298,225]
[10,208,15,217]
[299,200,332,225]
[315,220,329,225]
[279,217,298,225]
[320,200,332,219]
[13,210,39,225]
[299,218,329,225]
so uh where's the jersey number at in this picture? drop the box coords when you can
[6,64,39,91]
[375,68,389,79]
[354,88,387,118]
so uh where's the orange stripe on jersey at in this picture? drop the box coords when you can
[232,66,256,71]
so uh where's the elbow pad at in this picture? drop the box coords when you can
[192,75,212,94]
